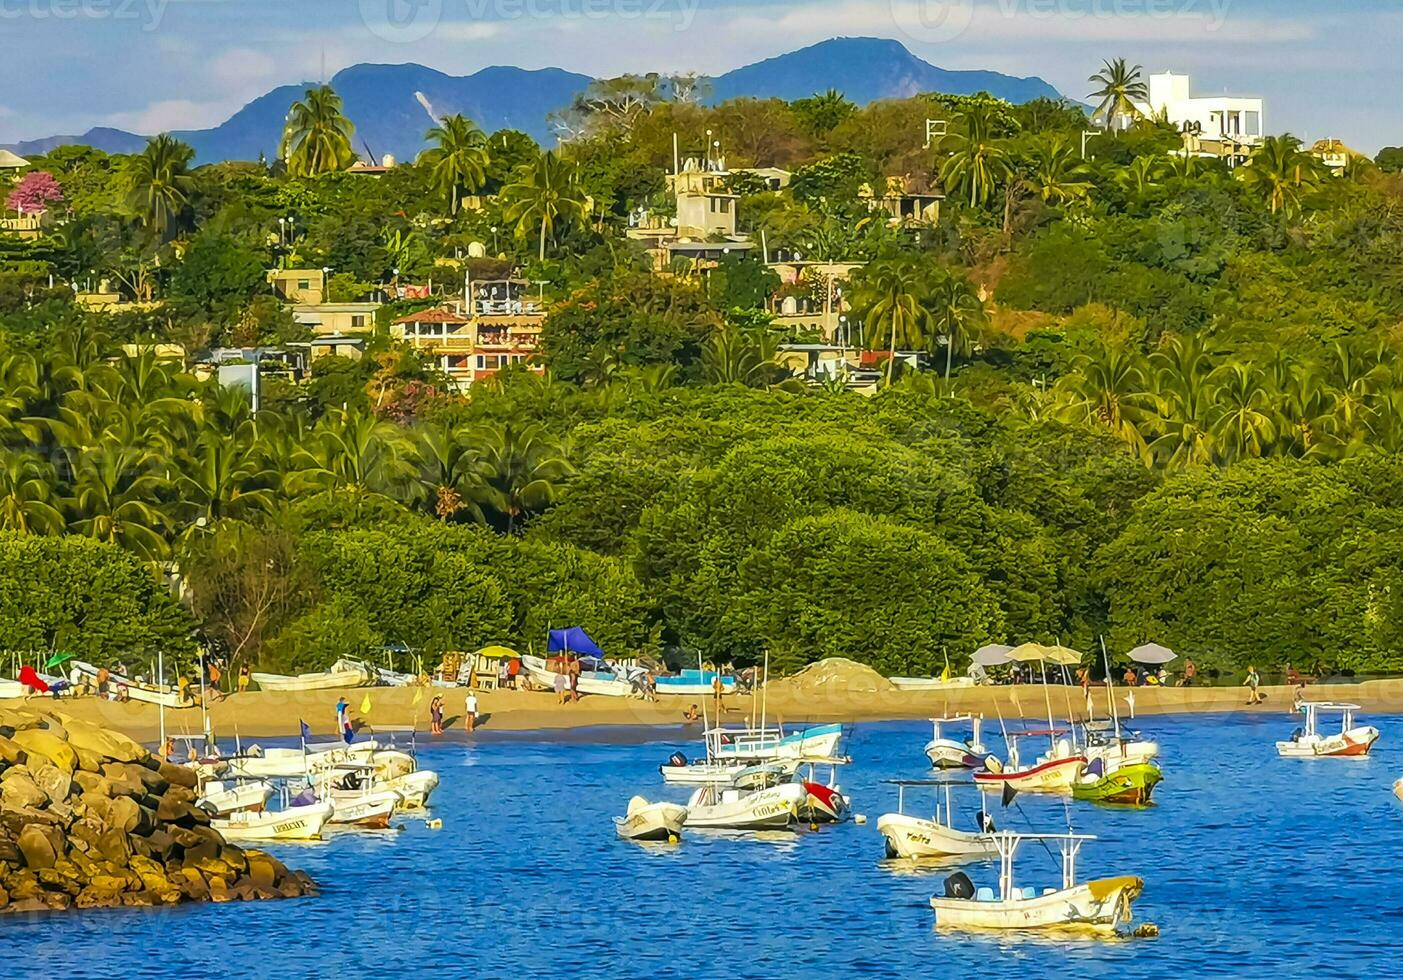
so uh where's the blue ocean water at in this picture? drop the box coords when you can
[4,711,1401,978]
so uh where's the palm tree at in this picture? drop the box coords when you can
[1088,58,1148,132]
[471,423,574,533]
[419,114,490,214]
[1210,361,1276,462]
[939,104,1011,208]
[1054,343,1155,461]
[174,428,276,533]
[926,272,987,382]
[297,409,417,506]
[1149,334,1219,470]
[850,256,929,385]
[1124,155,1164,197]
[65,442,172,560]
[416,425,489,523]
[280,85,357,177]
[125,134,196,239]
[1238,134,1324,218]
[500,152,591,261]
[701,327,784,387]
[1024,135,1093,205]
[0,353,37,437]
[0,450,64,534]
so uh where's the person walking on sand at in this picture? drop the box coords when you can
[1243,665,1264,705]
[430,695,444,735]
[464,691,479,733]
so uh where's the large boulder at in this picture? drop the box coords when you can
[28,763,77,807]
[10,730,77,774]
[73,772,112,798]
[16,824,62,870]
[156,761,198,790]
[0,735,25,766]
[0,771,47,810]
[49,713,150,764]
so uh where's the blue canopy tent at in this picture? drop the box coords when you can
[547,627,604,658]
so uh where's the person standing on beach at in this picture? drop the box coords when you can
[237,663,250,695]
[464,691,478,733]
[554,670,568,704]
[336,697,354,743]
[430,695,444,735]
[1181,659,1196,687]
[1243,665,1264,705]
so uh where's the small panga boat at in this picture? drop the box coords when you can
[877,779,998,860]
[196,779,275,816]
[72,661,193,708]
[212,801,334,841]
[250,665,372,692]
[929,832,1143,935]
[974,734,1085,794]
[1277,702,1380,758]
[1393,777,1403,803]
[683,782,804,830]
[1072,760,1162,805]
[924,715,987,769]
[614,796,688,841]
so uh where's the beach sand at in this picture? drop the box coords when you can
[13,677,1403,745]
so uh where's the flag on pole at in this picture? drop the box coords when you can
[299,720,311,741]
[412,688,423,705]
[360,693,372,714]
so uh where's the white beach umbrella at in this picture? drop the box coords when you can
[1127,642,1177,665]
[971,643,1014,667]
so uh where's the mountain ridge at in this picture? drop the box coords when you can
[3,37,1065,163]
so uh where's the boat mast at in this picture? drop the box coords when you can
[157,650,166,753]
[1098,636,1122,741]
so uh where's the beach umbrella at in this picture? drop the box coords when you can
[1040,644,1084,667]
[1006,642,1081,666]
[475,645,518,660]
[1127,642,1176,665]
[44,651,73,669]
[971,643,1014,667]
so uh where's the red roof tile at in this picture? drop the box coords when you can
[393,307,468,324]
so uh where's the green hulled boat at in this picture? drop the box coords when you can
[1072,761,1163,805]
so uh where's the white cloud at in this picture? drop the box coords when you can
[107,98,243,133]
[210,48,279,88]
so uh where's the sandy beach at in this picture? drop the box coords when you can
[14,677,1403,745]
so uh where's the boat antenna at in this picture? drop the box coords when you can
[1098,635,1122,740]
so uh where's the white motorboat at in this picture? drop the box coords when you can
[212,801,334,841]
[314,764,405,828]
[1393,777,1403,802]
[653,669,737,697]
[890,676,975,691]
[1277,702,1380,758]
[71,660,193,708]
[382,769,441,809]
[614,796,688,841]
[659,755,801,786]
[682,782,805,831]
[250,665,372,692]
[929,832,1143,935]
[0,677,26,699]
[707,723,845,763]
[1083,730,1159,768]
[223,739,392,779]
[196,779,275,816]
[878,779,999,860]
[925,715,987,769]
[520,654,643,697]
[974,732,1085,795]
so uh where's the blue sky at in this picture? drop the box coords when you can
[1,0,1399,152]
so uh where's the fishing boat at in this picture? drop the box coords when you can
[708,722,846,762]
[212,800,334,841]
[653,668,736,697]
[71,660,192,707]
[878,779,999,860]
[1083,730,1159,768]
[381,769,441,809]
[929,832,1143,935]
[659,754,802,786]
[330,658,420,687]
[890,676,975,691]
[249,664,372,692]
[196,779,275,816]
[520,654,644,697]
[925,715,987,769]
[1277,702,1380,758]
[682,782,805,831]
[223,739,394,779]
[1394,777,1403,802]
[1072,759,1163,805]
[974,732,1085,794]
[0,677,26,699]
[614,797,688,841]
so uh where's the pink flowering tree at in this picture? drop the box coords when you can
[6,171,64,214]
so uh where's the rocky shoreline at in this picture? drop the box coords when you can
[0,707,316,913]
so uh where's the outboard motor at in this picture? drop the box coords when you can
[668,752,687,768]
[944,871,975,899]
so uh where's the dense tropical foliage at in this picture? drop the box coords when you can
[3,63,1403,681]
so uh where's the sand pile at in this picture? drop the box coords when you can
[766,658,896,697]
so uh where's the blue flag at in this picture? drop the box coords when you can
[299,720,311,741]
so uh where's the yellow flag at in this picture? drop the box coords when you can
[360,693,372,714]
[412,688,423,705]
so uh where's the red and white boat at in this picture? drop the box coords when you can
[974,731,1085,794]
[1277,702,1379,758]
[801,781,848,823]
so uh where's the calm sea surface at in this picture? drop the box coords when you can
[4,710,1401,978]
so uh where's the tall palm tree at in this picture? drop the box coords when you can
[125,134,196,239]
[939,104,1011,208]
[174,427,276,533]
[926,272,987,382]
[1088,58,1148,132]
[500,152,591,261]
[418,114,490,214]
[0,353,37,438]
[1238,134,1324,218]
[850,256,929,385]
[280,85,357,178]
[1149,334,1219,470]
[297,409,417,505]
[65,442,172,560]
[1054,343,1155,461]
[0,450,64,534]
[416,425,489,523]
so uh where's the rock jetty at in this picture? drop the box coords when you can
[0,706,317,913]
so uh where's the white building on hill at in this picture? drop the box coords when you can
[1136,72,1264,164]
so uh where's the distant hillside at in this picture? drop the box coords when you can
[4,37,1066,164]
